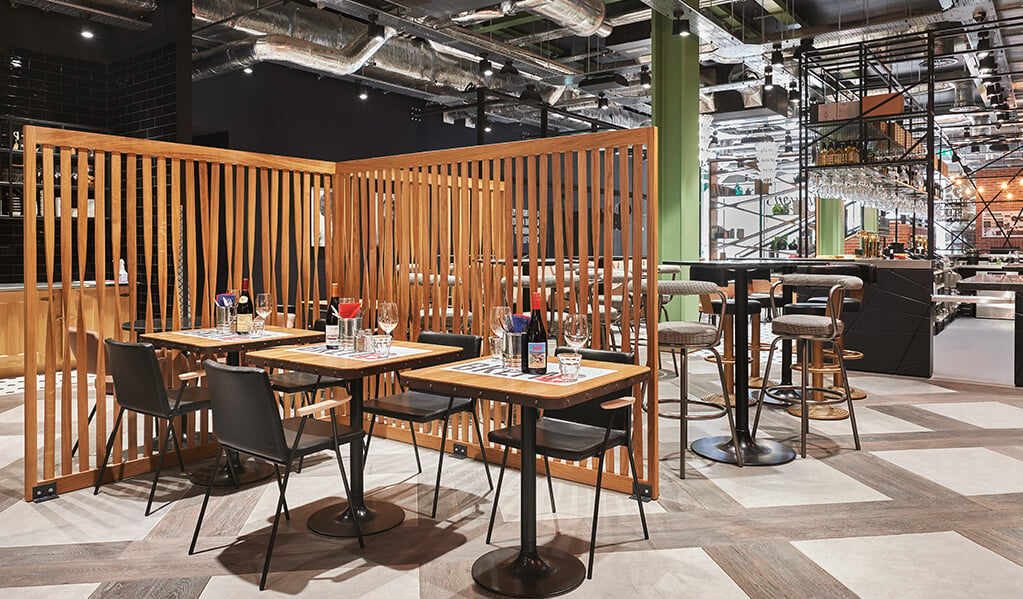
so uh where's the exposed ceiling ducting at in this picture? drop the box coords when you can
[12,0,156,30]
[452,0,613,38]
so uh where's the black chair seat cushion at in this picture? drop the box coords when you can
[363,390,474,423]
[269,371,346,393]
[710,298,762,315]
[806,296,861,312]
[488,419,628,462]
[783,302,827,316]
[279,416,363,460]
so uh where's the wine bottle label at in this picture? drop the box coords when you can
[236,313,252,333]
[325,324,340,348]
[527,342,547,370]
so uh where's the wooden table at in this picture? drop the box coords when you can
[245,341,461,537]
[141,326,323,485]
[957,273,1023,386]
[402,356,648,598]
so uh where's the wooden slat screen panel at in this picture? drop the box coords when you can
[335,129,661,497]
[21,127,336,500]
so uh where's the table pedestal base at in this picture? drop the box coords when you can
[307,499,405,537]
[692,434,796,466]
[189,455,275,487]
[472,546,585,598]
[760,387,801,406]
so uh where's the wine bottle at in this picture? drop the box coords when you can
[236,278,253,333]
[325,282,341,349]
[521,291,548,374]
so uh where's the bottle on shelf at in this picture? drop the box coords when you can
[236,278,253,333]
[521,291,548,374]
[325,282,341,349]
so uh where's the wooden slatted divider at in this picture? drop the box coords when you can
[334,129,660,497]
[22,127,336,500]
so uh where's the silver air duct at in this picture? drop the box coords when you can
[192,32,392,81]
[453,0,612,38]
[13,0,156,29]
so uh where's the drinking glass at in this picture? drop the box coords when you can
[558,353,582,382]
[562,313,590,351]
[372,334,392,358]
[377,301,398,335]
[255,293,272,321]
[490,306,512,340]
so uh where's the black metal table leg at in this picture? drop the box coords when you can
[472,407,586,598]
[308,377,405,537]
[692,267,796,466]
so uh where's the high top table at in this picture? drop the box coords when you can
[956,273,1023,386]
[140,325,324,485]
[678,259,829,466]
[245,341,461,537]
[401,356,649,598]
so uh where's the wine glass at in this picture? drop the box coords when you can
[255,293,272,321]
[377,301,398,335]
[490,306,512,338]
[562,313,590,352]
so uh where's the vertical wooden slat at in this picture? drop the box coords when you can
[295,172,307,327]
[260,168,272,314]
[247,166,257,286]
[156,157,169,328]
[89,150,106,471]
[645,131,660,495]
[109,153,122,464]
[59,147,73,475]
[270,170,281,319]
[42,144,57,481]
[74,149,89,474]
[171,159,182,330]
[23,127,39,500]
[141,155,155,456]
[126,154,138,460]
[280,171,292,325]
[186,161,198,327]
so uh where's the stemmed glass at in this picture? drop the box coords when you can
[490,306,513,364]
[255,293,272,322]
[562,313,590,352]
[377,302,398,335]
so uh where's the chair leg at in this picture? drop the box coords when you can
[470,409,494,490]
[189,447,223,555]
[670,349,679,377]
[94,408,125,494]
[170,418,186,473]
[543,455,556,513]
[486,448,509,544]
[260,455,296,591]
[363,416,376,462]
[679,348,688,479]
[710,347,743,468]
[145,420,175,517]
[587,453,606,579]
[274,464,291,521]
[224,452,240,489]
[71,402,98,458]
[409,426,423,474]
[330,410,365,548]
[626,444,649,540]
[799,340,809,458]
[431,415,451,519]
[834,340,861,450]
[752,337,782,438]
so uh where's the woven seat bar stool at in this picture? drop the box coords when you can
[657,280,743,478]
[754,274,863,458]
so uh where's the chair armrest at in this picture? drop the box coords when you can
[178,370,205,383]
[601,397,636,410]
[295,397,350,418]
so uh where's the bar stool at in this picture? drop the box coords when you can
[754,274,863,457]
[699,294,762,402]
[656,280,743,478]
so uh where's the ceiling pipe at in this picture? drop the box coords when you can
[452,0,613,38]
[12,0,156,29]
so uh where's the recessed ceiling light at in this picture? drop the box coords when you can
[10,56,22,68]
[243,67,253,74]
[81,26,94,39]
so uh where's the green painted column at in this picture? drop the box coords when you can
[816,197,846,255]
[652,10,700,320]
[863,207,879,232]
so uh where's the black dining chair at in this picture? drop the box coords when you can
[485,347,649,579]
[96,339,210,516]
[363,331,492,518]
[189,360,365,591]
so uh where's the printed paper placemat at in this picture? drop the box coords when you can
[441,359,615,386]
[290,343,429,361]
[175,328,290,341]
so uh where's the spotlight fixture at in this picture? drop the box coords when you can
[479,55,493,77]
[672,14,691,37]
[763,65,774,90]
[483,120,492,133]
[10,56,22,68]
[500,59,518,75]
[788,80,799,102]
[519,83,543,102]
[979,55,996,74]
[367,16,385,42]
[358,85,369,100]
[598,93,609,110]
[80,25,94,39]
[639,66,651,90]
[771,43,784,67]
[785,132,793,153]
[977,31,991,59]
[243,67,253,74]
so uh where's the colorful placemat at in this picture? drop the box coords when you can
[174,328,290,341]
[440,359,615,386]
[290,343,429,361]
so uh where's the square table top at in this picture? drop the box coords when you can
[401,356,649,410]
[245,341,462,379]
[140,326,322,355]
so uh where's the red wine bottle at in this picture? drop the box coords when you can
[325,283,341,349]
[236,278,253,333]
[521,291,548,374]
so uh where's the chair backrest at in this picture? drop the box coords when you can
[203,360,291,463]
[778,273,861,320]
[416,331,482,361]
[103,339,172,418]
[312,318,326,332]
[67,327,104,375]
[546,348,633,436]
